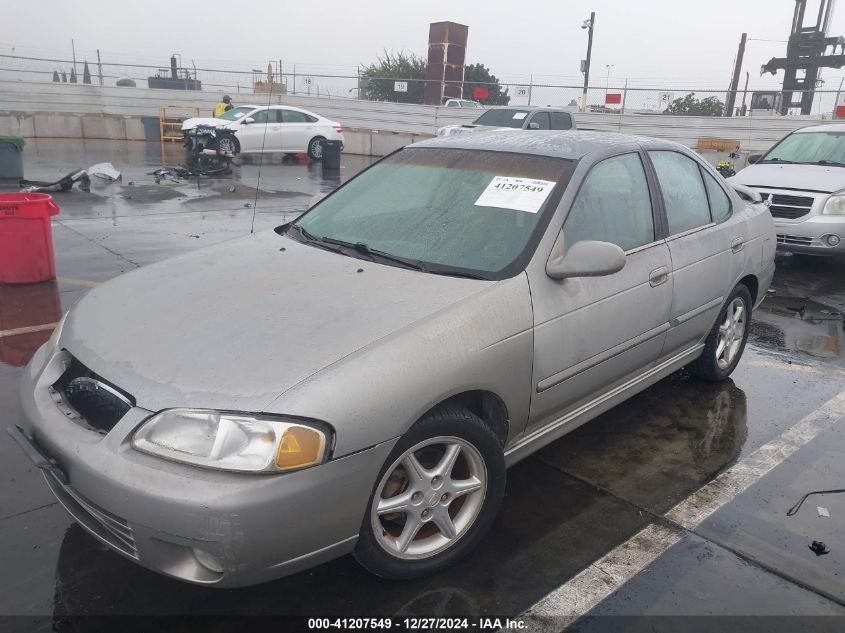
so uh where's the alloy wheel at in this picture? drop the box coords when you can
[370,436,487,560]
[716,297,746,370]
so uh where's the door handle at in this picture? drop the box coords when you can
[731,237,744,253]
[649,266,669,287]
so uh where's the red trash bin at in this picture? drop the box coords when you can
[0,193,60,284]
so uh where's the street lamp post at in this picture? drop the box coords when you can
[605,64,614,100]
[581,12,595,113]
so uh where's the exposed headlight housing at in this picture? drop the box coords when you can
[822,193,845,215]
[132,409,330,473]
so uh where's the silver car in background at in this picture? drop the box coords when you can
[10,130,775,587]
[437,107,576,137]
[731,123,845,255]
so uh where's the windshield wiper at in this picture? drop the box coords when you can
[759,157,795,164]
[288,226,489,278]
[424,268,490,280]
[316,236,428,272]
[799,160,845,167]
[288,223,344,253]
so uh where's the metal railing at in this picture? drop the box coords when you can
[2,51,844,117]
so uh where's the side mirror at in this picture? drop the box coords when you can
[546,238,626,280]
[747,153,763,164]
[528,122,541,130]
[243,117,255,124]
[307,193,326,209]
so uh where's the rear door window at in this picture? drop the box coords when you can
[529,112,551,129]
[550,112,573,130]
[649,151,712,235]
[281,110,309,123]
[701,168,732,222]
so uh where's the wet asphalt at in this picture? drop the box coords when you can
[1,140,844,630]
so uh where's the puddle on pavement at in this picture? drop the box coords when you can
[0,281,61,367]
[539,372,749,514]
[754,294,843,362]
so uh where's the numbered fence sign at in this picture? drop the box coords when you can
[303,77,313,86]
[394,81,408,93]
[515,86,529,98]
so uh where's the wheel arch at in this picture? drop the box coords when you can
[737,274,759,306]
[419,390,510,448]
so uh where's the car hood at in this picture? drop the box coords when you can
[61,231,491,413]
[731,162,845,194]
[181,117,233,131]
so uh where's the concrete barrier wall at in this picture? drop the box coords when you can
[0,79,833,154]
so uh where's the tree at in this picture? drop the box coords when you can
[665,92,724,116]
[462,63,510,105]
[360,50,426,104]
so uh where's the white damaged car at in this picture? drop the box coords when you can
[181,104,344,159]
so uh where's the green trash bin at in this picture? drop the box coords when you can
[0,136,24,181]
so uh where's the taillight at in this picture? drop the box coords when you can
[333,123,343,133]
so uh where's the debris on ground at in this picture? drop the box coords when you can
[809,540,830,556]
[787,488,845,516]
[817,506,831,518]
[88,162,122,182]
[148,162,232,184]
[20,169,90,193]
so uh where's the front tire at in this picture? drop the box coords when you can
[354,407,505,580]
[307,136,325,161]
[689,284,753,381]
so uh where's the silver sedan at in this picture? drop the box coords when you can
[10,130,775,586]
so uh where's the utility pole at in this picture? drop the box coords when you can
[740,71,750,116]
[96,49,103,86]
[581,12,595,112]
[71,39,77,75]
[725,32,747,117]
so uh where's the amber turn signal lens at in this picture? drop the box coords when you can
[274,425,325,470]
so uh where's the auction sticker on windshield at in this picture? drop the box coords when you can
[475,176,556,213]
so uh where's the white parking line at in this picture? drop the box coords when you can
[0,323,58,339]
[522,390,845,631]
[56,276,101,288]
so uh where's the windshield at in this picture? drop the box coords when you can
[290,148,574,279]
[473,109,532,128]
[762,131,845,165]
[216,106,253,121]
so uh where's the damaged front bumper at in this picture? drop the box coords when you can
[12,345,397,587]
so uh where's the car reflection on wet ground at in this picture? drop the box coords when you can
[1,140,844,629]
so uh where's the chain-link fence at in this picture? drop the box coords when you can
[2,51,844,118]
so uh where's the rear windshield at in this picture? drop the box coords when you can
[473,109,532,128]
[290,148,575,279]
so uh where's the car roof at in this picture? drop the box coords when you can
[413,129,681,160]
[239,104,319,116]
[480,106,575,113]
[793,123,845,133]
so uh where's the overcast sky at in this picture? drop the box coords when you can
[5,0,845,91]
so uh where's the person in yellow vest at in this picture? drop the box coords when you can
[213,95,233,117]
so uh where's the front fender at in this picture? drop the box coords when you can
[265,274,535,457]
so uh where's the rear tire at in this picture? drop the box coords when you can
[353,406,505,580]
[689,284,752,382]
[307,136,325,161]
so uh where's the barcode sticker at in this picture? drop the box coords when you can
[474,176,556,213]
